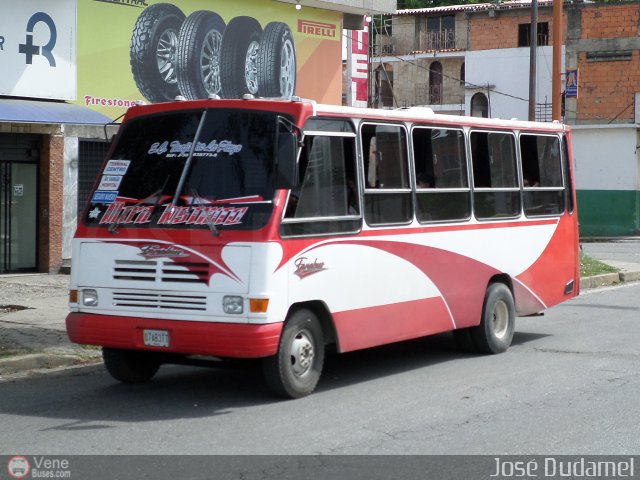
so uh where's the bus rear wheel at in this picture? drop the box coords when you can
[470,282,515,354]
[262,309,324,398]
[102,347,161,383]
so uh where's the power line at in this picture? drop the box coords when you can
[346,20,636,123]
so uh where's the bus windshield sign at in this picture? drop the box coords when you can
[84,109,278,230]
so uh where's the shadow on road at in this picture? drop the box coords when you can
[0,330,548,425]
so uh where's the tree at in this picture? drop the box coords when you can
[397,0,485,9]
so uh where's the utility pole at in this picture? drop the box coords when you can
[528,0,538,121]
[552,0,563,121]
[346,29,353,106]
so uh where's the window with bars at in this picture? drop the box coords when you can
[518,22,549,47]
[78,139,109,216]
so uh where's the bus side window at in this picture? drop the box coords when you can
[361,123,412,225]
[412,127,471,223]
[471,131,520,219]
[281,134,360,236]
[520,134,564,217]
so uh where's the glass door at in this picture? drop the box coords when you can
[0,161,38,272]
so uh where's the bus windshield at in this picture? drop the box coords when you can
[84,108,278,231]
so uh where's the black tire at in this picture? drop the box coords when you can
[262,309,325,398]
[176,10,226,100]
[219,16,263,98]
[102,347,160,384]
[469,283,516,354]
[130,3,185,103]
[258,22,297,98]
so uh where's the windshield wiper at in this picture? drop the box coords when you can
[190,187,220,237]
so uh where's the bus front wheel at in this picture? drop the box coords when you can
[262,309,325,398]
[470,283,515,354]
[102,347,161,383]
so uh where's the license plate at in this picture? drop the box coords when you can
[143,329,170,347]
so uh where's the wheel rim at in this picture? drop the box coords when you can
[245,40,260,94]
[280,39,296,98]
[491,300,509,339]
[156,29,179,84]
[289,329,315,377]
[200,30,222,95]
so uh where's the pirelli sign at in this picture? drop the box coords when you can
[297,19,339,40]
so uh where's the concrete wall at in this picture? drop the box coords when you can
[572,125,640,236]
[465,46,562,120]
[392,15,416,54]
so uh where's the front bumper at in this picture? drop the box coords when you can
[66,313,282,358]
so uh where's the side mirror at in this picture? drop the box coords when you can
[275,131,299,189]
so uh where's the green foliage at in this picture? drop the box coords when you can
[397,0,485,9]
[397,0,638,7]
[579,252,618,278]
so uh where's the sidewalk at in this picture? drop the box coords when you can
[1,239,639,377]
[0,275,101,376]
[579,238,640,288]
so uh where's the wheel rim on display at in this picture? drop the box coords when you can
[289,329,315,378]
[280,39,296,98]
[200,30,223,95]
[491,300,509,339]
[156,29,179,84]
[245,40,260,94]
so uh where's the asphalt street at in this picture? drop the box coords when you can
[0,280,639,455]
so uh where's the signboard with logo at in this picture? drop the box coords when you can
[76,0,343,119]
[0,0,77,100]
[565,69,578,99]
[350,29,369,108]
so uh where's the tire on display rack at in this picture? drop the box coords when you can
[469,282,516,354]
[258,22,297,99]
[102,347,161,384]
[176,10,226,100]
[262,309,325,398]
[219,16,263,98]
[130,3,185,103]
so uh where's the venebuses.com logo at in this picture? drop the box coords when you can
[7,457,30,479]
[7,456,71,478]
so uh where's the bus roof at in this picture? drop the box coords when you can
[311,102,568,133]
[121,97,568,133]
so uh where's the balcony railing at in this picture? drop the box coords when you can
[414,84,464,107]
[419,29,457,51]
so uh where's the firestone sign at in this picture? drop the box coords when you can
[0,0,77,100]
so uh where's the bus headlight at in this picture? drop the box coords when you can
[223,296,244,314]
[82,289,99,307]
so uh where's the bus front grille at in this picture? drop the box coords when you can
[112,292,207,311]
[113,260,210,285]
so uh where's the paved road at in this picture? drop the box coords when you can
[1,282,638,455]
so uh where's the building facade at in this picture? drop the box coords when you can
[373,0,639,236]
[0,0,394,274]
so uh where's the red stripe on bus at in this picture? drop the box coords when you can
[66,313,282,358]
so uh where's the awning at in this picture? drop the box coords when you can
[0,98,112,125]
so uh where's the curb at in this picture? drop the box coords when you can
[620,271,640,283]
[580,270,640,290]
[579,273,620,290]
[0,353,100,377]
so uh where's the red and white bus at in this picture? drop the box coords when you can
[66,97,579,398]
